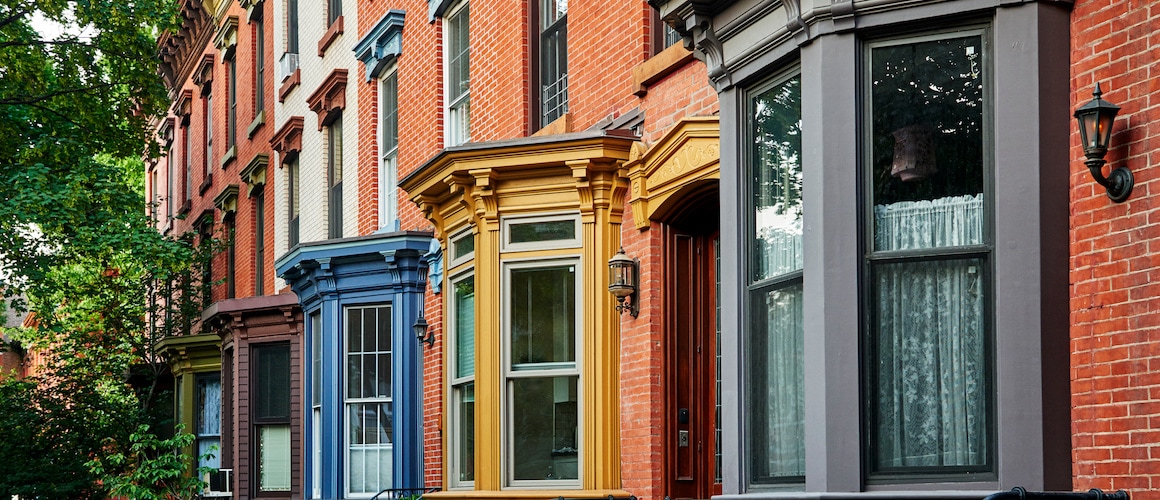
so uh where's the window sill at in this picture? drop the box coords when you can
[422,489,633,500]
[199,176,213,195]
[247,110,266,138]
[220,145,237,169]
[632,42,695,97]
[278,69,300,102]
[532,112,572,137]
[179,199,192,215]
[318,16,344,57]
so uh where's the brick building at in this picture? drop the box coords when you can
[1070,0,1160,497]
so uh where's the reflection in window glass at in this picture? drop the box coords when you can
[510,266,576,368]
[453,276,476,484]
[508,220,575,245]
[868,33,990,475]
[746,74,805,484]
[511,376,578,481]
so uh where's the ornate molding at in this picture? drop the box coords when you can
[192,53,215,94]
[239,0,263,20]
[270,116,304,164]
[240,153,269,195]
[213,184,240,218]
[354,11,406,82]
[625,116,720,229]
[174,89,194,121]
[306,69,349,130]
[159,117,176,146]
[213,15,239,61]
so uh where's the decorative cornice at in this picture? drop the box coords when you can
[159,117,176,145]
[157,0,212,94]
[174,89,194,119]
[270,116,304,163]
[213,184,240,217]
[426,0,456,22]
[239,0,263,20]
[306,69,349,130]
[213,15,239,60]
[353,10,406,82]
[240,153,269,195]
[317,15,344,57]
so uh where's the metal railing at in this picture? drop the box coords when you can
[371,486,440,500]
[984,487,1129,500]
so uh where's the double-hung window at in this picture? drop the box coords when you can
[288,157,300,247]
[345,305,393,495]
[255,18,266,114]
[254,186,266,295]
[450,230,475,487]
[204,91,213,184]
[502,214,582,486]
[327,0,341,26]
[864,30,990,477]
[745,71,805,484]
[380,68,399,229]
[538,0,567,127]
[328,114,344,239]
[309,312,322,499]
[227,58,237,153]
[444,2,470,146]
[196,374,223,476]
[253,344,292,493]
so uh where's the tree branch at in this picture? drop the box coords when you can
[0,82,119,106]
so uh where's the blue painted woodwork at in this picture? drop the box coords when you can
[276,231,433,499]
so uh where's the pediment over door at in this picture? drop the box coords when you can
[625,116,720,229]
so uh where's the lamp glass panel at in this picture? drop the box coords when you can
[1097,112,1115,149]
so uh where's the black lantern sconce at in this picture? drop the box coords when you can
[413,315,434,348]
[608,247,639,318]
[1075,82,1131,203]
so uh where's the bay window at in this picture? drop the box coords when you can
[345,305,393,495]
[450,266,475,486]
[865,31,990,476]
[745,72,804,485]
[310,312,322,499]
[196,374,223,475]
[254,344,292,493]
[505,260,579,485]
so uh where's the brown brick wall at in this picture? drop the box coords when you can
[1071,0,1160,496]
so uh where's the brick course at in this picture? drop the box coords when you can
[1071,0,1160,496]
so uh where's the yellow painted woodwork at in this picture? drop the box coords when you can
[625,117,721,229]
[401,132,634,498]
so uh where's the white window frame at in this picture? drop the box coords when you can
[501,256,583,489]
[343,304,394,498]
[379,65,400,231]
[449,227,476,268]
[449,270,476,489]
[499,212,582,253]
[443,0,470,147]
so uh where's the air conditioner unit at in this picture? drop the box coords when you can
[279,52,300,82]
[204,468,232,496]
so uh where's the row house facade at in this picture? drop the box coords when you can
[147,0,1160,498]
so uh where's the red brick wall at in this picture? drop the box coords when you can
[1070,0,1160,496]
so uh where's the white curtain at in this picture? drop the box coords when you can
[873,194,986,468]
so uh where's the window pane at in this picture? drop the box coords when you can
[347,402,393,493]
[259,425,292,491]
[256,344,291,419]
[870,35,984,251]
[872,257,987,469]
[456,382,475,482]
[750,76,802,282]
[311,312,321,406]
[455,277,475,379]
[510,266,575,368]
[198,436,222,469]
[747,282,804,481]
[197,376,222,436]
[452,232,474,260]
[511,376,578,481]
[508,220,575,244]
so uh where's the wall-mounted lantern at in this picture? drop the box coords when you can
[1075,82,1131,203]
[413,315,433,348]
[608,247,639,318]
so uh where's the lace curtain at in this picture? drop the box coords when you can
[873,194,987,468]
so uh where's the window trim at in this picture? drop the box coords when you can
[499,212,582,253]
[449,227,475,268]
[500,257,583,489]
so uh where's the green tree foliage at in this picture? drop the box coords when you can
[0,0,215,497]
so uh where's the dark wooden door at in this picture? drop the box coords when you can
[667,228,720,500]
